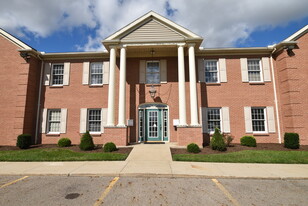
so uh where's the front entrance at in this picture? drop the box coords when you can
[138,104,168,142]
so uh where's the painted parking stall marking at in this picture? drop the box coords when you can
[212,178,240,206]
[93,177,119,206]
[0,176,28,189]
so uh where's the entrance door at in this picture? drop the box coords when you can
[146,109,162,141]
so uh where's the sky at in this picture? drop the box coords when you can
[1,0,308,53]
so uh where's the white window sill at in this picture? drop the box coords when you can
[46,132,60,136]
[89,84,103,87]
[89,132,101,135]
[50,85,64,88]
[252,132,269,136]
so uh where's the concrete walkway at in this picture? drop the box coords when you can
[0,143,307,179]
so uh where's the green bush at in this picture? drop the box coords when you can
[223,133,234,147]
[57,138,71,147]
[284,133,300,149]
[79,131,95,151]
[210,128,227,151]
[16,134,32,149]
[187,143,201,153]
[103,142,117,152]
[240,136,257,147]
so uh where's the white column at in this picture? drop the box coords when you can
[117,46,126,127]
[107,46,116,126]
[178,44,187,126]
[188,44,199,126]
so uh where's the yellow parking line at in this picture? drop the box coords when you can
[212,179,240,206]
[0,176,29,189]
[93,177,119,206]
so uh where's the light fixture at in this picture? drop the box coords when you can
[149,85,157,99]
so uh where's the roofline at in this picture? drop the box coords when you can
[283,25,308,41]
[0,28,34,50]
[40,51,109,60]
[197,47,274,56]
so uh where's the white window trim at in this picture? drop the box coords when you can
[90,62,104,86]
[47,109,61,134]
[247,58,263,83]
[87,109,102,133]
[251,107,268,134]
[51,63,64,86]
[207,107,222,134]
[204,59,220,83]
[146,60,160,84]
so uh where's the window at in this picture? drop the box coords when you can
[163,109,168,139]
[51,64,64,85]
[87,109,101,132]
[251,107,266,132]
[205,60,218,83]
[139,110,144,140]
[146,61,160,84]
[207,108,221,132]
[90,63,103,85]
[47,109,61,133]
[248,59,262,82]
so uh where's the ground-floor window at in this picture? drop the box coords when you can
[47,109,61,133]
[251,107,266,132]
[207,108,221,132]
[87,109,101,132]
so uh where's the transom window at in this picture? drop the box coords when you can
[251,107,266,132]
[52,64,64,85]
[248,59,262,82]
[88,109,101,132]
[205,60,218,83]
[90,63,103,85]
[146,61,160,84]
[207,108,221,132]
[47,109,61,133]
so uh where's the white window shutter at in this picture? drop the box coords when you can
[103,61,110,84]
[80,108,87,133]
[41,108,47,133]
[198,59,205,82]
[201,107,208,133]
[60,108,67,133]
[160,59,167,83]
[44,63,51,85]
[63,62,70,85]
[101,108,108,133]
[139,60,146,84]
[266,106,276,133]
[222,107,230,133]
[262,57,271,82]
[240,58,248,82]
[219,58,227,82]
[82,62,90,85]
[244,107,252,133]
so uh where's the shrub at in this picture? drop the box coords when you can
[187,143,201,153]
[284,133,300,149]
[210,128,227,151]
[79,131,95,151]
[16,134,32,149]
[223,133,234,147]
[240,136,257,147]
[103,142,117,152]
[57,138,71,147]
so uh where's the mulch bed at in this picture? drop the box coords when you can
[0,144,133,154]
[171,143,308,155]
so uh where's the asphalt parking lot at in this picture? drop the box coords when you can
[0,176,307,206]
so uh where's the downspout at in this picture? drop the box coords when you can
[35,57,44,144]
[270,47,282,144]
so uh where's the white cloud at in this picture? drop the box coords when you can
[1,0,308,51]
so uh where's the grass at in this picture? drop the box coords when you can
[173,150,308,164]
[0,148,128,161]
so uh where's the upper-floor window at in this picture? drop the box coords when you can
[90,62,103,85]
[205,60,219,83]
[251,107,266,132]
[247,59,262,82]
[51,64,64,85]
[207,108,221,132]
[47,109,61,133]
[87,109,101,133]
[146,61,160,84]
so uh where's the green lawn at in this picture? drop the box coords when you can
[0,148,128,161]
[173,150,308,164]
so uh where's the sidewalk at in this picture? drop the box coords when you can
[0,143,307,179]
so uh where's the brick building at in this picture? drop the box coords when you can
[0,11,307,146]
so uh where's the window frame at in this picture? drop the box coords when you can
[87,109,101,134]
[247,58,263,83]
[47,109,61,134]
[207,107,222,134]
[146,61,160,84]
[204,59,220,83]
[90,62,104,86]
[251,107,268,133]
[51,63,64,86]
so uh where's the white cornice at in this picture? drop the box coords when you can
[283,25,308,41]
[0,28,32,50]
